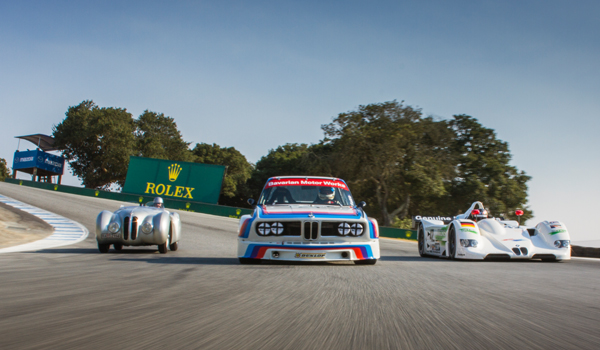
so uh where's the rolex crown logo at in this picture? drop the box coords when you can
[168,164,182,182]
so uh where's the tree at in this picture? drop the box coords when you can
[192,143,254,207]
[322,101,451,226]
[445,115,532,220]
[53,100,136,189]
[135,110,194,162]
[0,158,10,181]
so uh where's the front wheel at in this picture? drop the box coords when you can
[113,243,123,251]
[169,241,179,251]
[448,226,457,260]
[354,259,377,265]
[418,224,426,257]
[98,242,110,253]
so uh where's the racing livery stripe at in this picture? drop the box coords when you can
[243,244,374,260]
[461,222,476,228]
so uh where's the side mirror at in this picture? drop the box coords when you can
[247,198,255,206]
[357,201,367,209]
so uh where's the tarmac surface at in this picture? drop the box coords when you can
[0,182,599,350]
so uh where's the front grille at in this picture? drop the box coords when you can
[304,222,318,240]
[123,216,130,240]
[131,216,138,240]
[520,247,528,255]
[512,248,521,255]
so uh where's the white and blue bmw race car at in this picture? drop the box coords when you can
[237,176,380,264]
[417,201,571,261]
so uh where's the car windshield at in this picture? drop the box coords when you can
[145,201,163,208]
[258,178,355,206]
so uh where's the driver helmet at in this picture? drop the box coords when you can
[153,197,164,208]
[318,187,335,201]
[473,208,488,219]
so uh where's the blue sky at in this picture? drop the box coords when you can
[1,1,598,241]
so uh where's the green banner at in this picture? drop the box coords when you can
[122,156,226,204]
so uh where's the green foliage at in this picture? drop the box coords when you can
[192,143,254,207]
[53,100,136,189]
[443,115,532,220]
[390,217,413,230]
[135,110,194,162]
[321,101,452,226]
[0,158,10,181]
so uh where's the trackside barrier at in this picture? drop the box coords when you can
[379,226,417,241]
[3,178,419,239]
[4,178,252,219]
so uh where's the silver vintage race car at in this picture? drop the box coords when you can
[96,197,181,253]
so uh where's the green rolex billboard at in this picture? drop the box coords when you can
[122,156,226,204]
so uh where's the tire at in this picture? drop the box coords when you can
[169,241,179,251]
[354,259,377,265]
[113,243,123,251]
[239,258,261,265]
[158,234,169,254]
[418,223,426,257]
[98,242,110,253]
[448,225,457,260]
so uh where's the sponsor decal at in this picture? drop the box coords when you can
[503,239,526,241]
[460,228,478,234]
[144,164,194,199]
[295,252,326,259]
[550,224,562,229]
[265,178,348,190]
[550,229,567,235]
[168,163,182,182]
[18,156,34,162]
[414,215,453,221]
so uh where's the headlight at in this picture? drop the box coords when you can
[555,240,570,248]
[562,240,570,248]
[460,239,478,247]
[350,223,363,236]
[141,221,153,234]
[271,222,284,235]
[257,222,271,235]
[338,223,351,235]
[108,222,120,233]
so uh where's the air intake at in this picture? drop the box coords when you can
[131,216,138,240]
[520,247,528,255]
[512,248,521,255]
[123,216,130,240]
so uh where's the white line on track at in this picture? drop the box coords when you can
[0,194,89,253]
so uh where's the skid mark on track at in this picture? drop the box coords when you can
[0,194,88,253]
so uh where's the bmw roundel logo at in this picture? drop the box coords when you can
[38,156,43,162]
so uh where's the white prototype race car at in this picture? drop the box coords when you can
[96,197,181,254]
[237,176,380,264]
[417,201,571,261]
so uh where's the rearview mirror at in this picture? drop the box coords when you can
[357,201,367,209]
[247,198,255,206]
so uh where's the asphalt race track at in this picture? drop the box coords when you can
[0,182,599,350]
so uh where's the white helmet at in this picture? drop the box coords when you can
[318,187,335,201]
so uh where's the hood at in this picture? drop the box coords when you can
[258,205,363,220]
[477,219,531,249]
[115,206,163,217]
